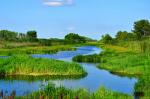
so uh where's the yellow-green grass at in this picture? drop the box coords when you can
[0,54,86,76]
[0,45,76,55]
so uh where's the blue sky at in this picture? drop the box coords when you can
[0,0,150,39]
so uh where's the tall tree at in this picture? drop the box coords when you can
[133,20,150,39]
[27,31,37,42]
[101,34,113,44]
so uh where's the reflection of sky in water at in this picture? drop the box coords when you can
[52,63,137,94]
[0,46,137,96]
[32,46,101,62]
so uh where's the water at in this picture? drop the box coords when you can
[0,46,137,96]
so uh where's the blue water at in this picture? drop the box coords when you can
[0,46,137,96]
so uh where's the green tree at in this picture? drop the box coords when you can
[65,33,86,44]
[101,34,113,44]
[133,19,150,39]
[116,31,137,41]
[0,30,17,41]
[27,31,37,42]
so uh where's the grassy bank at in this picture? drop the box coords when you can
[0,44,77,56]
[71,41,150,98]
[0,42,99,56]
[98,50,147,76]
[98,43,150,98]
[13,82,132,99]
[73,54,101,63]
[0,54,86,76]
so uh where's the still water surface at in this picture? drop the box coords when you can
[0,46,137,96]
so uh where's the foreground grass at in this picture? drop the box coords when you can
[0,54,86,76]
[13,82,132,99]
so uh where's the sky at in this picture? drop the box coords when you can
[0,0,150,40]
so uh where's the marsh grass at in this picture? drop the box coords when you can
[0,54,86,76]
[98,52,149,76]
[0,45,76,55]
[13,82,132,99]
[72,54,101,63]
[98,41,150,98]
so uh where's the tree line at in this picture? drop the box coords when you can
[0,30,37,42]
[0,29,94,46]
[100,19,150,44]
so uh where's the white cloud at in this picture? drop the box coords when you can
[43,0,74,7]
[67,26,75,31]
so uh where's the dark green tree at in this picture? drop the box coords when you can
[0,30,17,41]
[101,34,113,44]
[27,31,37,42]
[133,20,150,39]
[65,33,86,44]
[116,31,137,41]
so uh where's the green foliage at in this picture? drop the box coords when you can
[65,33,86,44]
[101,34,113,44]
[49,38,67,45]
[133,19,150,39]
[27,30,37,42]
[38,39,51,46]
[0,30,18,41]
[116,31,137,41]
[18,82,132,99]
[0,45,76,55]
[0,54,86,76]
[98,42,150,98]
[73,54,101,63]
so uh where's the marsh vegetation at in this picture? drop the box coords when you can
[0,19,150,98]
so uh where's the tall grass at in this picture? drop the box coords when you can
[73,54,101,63]
[98,51,148,76]
[97,40,150,98]
[0,54,86,76]
[14,82,132,99]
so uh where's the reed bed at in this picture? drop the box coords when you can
[73,54,101,63]
[4,82,132,99]
[0,54,86,76]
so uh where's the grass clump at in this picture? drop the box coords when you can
[15,82,132,99]
[98,51,148,76]
[73,54,101,63]
[0,54,86,76]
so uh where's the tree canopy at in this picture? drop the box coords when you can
[0,30,18,41]
[27,31,37,42]
[116,31,136,41]
[133,19,150,39]
[101,34,113,44]
[65,33,86,44]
